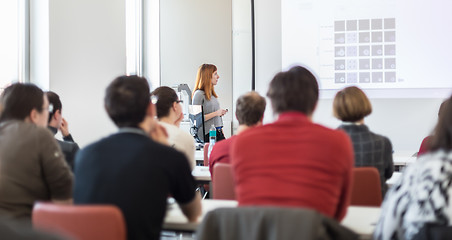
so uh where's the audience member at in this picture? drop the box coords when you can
[209,91,266,175]
[231,66,354,221]
[46,91,80,170]
[73,75,201,240]
[333,86,394,197]
[374,96,452,240]
[418,99,449,156]
[0,83,73,220]
[152,86,196,169]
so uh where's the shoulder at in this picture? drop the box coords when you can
[312,122,351,142]
[193,90,205,98]
[214,136,235,149]
[19,123,58,144]
[367,129,392,145]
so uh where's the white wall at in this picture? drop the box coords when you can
[32,0,443,152]
[255,0,445,153]
[160,0,233,134]
[47,0,126,147]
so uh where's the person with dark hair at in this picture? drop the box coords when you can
[73,75,201,240]
[192,63,228,142]
[46,91,79,170]
[0,83,73,221]
[333,86,394,198]
[152,86,196,169]
[231,66,354,221]
[374,96,452,240]
[417,99,449,156]
[208,91,266,176]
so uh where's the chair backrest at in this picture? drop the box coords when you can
[212,163,236,200]
[203,143,209,166]
[32,203,126,240]
[350,167,382,206]
[196,207,358,240]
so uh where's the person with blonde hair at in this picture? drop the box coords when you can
[192,63,227,142]
[333,86,394,198]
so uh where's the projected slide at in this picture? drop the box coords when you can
[282,0,452,92]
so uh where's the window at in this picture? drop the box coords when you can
[126,0,160,90]
[0,0,28,90]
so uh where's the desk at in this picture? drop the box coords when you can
[163,199,237,231]
[163,199,380,239]
[195,149,203,161]
[192,166,211,183]
[393,152,416,166]
[342,206,380,240]
[386,172,402,187]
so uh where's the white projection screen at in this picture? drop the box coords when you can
[281,0,452,98]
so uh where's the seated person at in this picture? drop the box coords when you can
[231,66,354,221]
[46,91,80,170]
[418,99,449,156]
[73,75,201,240]
[151,86,196,169]
[374,96,452,240]
[0,83,73,220]
[209,91,266,176]
[333,86,394,198]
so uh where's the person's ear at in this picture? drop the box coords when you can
[147,103,156,118]
[172,102,178,111]
[54,109,61,120]
[29,109,40,124]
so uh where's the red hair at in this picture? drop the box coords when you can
[192,64,218,100]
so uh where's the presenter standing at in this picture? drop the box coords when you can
[192,63,227,142]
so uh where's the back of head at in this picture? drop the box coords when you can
[267,66,319,115]
[438,99,449,117]
[0,83,44,123]
[193,63,218,100]
[104,75,150,128]
[430,96,452,152]
[46,91,62,123]
[333,86,372,122]
[151,86,178,119]
[236,91,266,126]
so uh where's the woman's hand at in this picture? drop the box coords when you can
[215,109,228,117]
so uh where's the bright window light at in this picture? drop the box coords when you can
[0,1,20,88]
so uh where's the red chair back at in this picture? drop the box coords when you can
[212,163,236,200]
[350,167,382,206]
[203,143,209,166]
[32,203,126,240]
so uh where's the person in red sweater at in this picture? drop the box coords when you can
[418,100,449,156]
[208,91,266,176]
[230,66,354,221]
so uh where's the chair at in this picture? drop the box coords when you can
[196,207,358,240]
[413,223,452,240]
[350,167,382,206]
[203,143,209,167]
[212,163,236,200]
[200,143,210,197]
[32,203,126,240]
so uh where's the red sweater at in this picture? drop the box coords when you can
[208,136,236,176]
[231,112,354,221]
